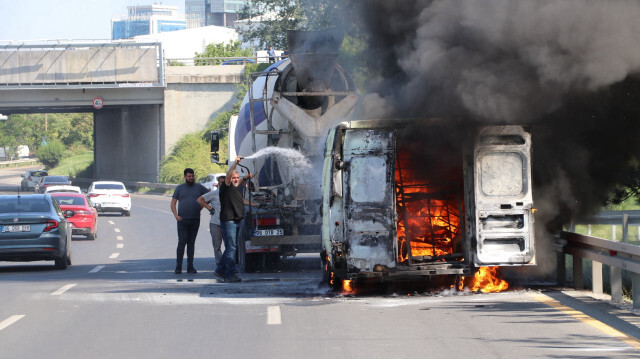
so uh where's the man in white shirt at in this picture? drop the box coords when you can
[197,175,224,263]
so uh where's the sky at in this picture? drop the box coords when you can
[0,0,185,42]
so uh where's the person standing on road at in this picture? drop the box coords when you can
[268,45,276,63]
[197,175,225,264]
[170,168,208,274]
[214,156,253,282]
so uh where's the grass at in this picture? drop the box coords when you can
[48,151,93,178]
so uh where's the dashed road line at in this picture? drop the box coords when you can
[109,253,120,259]
[51,283,77,296]
[117,243,124,248]
[0,315,25,332]
[114,228,120,233]
[108,220,115,225]
[89,265,105,273]
[267,306,282,325]
[117,235,123,241]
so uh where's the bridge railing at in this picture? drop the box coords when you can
[166,55,284,66]
[0,42,165,89]
[557,211,640,308]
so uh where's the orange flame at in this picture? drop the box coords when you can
[459,267,509,293]
[342,280,355,294]
[395,150,461,262]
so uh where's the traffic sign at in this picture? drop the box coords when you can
[92,97,104,109]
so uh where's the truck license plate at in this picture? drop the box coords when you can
[2,225,31,233]
[254,228,283,236]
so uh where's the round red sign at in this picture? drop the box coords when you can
[92,97,104,109]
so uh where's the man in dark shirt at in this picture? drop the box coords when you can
[170,168,208,274]
[214,156,253,282]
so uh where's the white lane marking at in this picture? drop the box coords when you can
[51,283,77,296]
[136,205,172,215]
[109,253,120,259]
[114,228,121,233]
[0,315,25,332]
[89,265,105,273]
[117,243,124,248]
[108,220,115,225]
[267,306,282,325]
[117,235,123,241]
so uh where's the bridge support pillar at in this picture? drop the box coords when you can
[94,105,163,182]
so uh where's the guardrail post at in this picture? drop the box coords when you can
[592,261,603,294]
[573,256,583,289]
[633,274,640,309]
[611,267,623,302]
[622,213,629,242]
[557,252,566,286]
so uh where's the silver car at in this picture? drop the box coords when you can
[20,170,48,191]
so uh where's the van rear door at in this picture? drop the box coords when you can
[343,129,397,271]
[471,126,535,266]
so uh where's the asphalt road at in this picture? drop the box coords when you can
[2,166,640,358]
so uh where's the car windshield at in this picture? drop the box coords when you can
[32,171,48,176]
[45,176,68,182]
[94,184,125,190]
[53,196,85,206]
[0,197,50,213]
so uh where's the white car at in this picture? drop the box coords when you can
[200,172,226,191]
[44,185,82,194]
[88,181,131,216]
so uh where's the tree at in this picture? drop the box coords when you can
[237,0,372,90]
[238,0,349,50]
[0,115,30,160]
[36,140,66,169]
[194,40,253,65]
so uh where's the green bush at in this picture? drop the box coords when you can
[37,141,66,169]
[159,132,226,184]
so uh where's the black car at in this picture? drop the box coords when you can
[35,175,71,194]
[0,194,73,269]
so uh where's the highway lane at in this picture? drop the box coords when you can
[2,167,640,358]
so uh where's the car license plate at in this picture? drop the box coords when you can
[254,228,283,236]
[2,225,31,233]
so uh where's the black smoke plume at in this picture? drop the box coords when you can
[352,0,640,228]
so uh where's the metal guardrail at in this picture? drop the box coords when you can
[558,221,640,308]
[70,177,177,191]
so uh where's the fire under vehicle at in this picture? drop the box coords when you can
[320,120,536,282]
[219,29,359,272]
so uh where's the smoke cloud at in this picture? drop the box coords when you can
[353,0,640,226]
[346,0,640,279]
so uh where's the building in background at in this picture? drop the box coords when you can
[133,25,239,60]
[186,0,248,28]
[112,5,186,40]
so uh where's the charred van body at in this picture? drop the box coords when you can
[321,119,535,282]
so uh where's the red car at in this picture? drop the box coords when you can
[51,193,98,240]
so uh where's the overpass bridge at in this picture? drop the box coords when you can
[0,41,243,181]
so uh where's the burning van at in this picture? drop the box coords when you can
[320,119,535,282]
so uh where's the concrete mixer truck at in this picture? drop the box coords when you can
[214,29,358,272]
